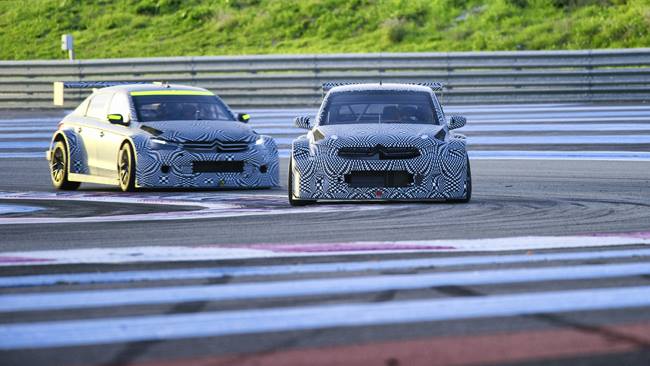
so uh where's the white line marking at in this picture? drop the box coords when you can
[0,235,649,267]
[0,204,43,215]
[2,248,649,288]
[2,286,650,349]
[1,262,648,313]
[0,192,382,225]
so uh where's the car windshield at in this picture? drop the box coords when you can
[132,95,235,122]
[321,91,438,125]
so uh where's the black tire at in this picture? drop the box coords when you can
[118,143,136,192]
[288,158,315,206]
[449,157,472,203]
[50,140,80,190]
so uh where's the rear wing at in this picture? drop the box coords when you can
[321,81,444,96]
[321,82,361,93]
[53,81,159,106]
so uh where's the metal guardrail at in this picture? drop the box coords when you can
[1,49,649,108]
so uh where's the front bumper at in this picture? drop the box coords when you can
[135,144,279,189]
[293,152,466,200]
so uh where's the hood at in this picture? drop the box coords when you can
[315,123,443,141]
[140,120,255,142]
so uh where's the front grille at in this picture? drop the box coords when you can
[338,145,420,160]
[192,161,244,173]
[183,140,249,152]
[344,171,413,188]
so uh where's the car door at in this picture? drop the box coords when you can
[78,92,112,176]
[95,92,132,178]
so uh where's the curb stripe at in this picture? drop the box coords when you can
[0,235,649,267]
[1,247,650,288]
[1,285,650,349]
[1,262,649,313]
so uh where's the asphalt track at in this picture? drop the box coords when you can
[0,104,649,366]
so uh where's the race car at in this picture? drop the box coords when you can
[288,82,470,205]
[47,82,279,191]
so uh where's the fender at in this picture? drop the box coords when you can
[261,135,278,155]
[290,136,316,198]
[261,135,280,186]
[439,138,468,197]
[52,129,90,175]
[129,135,150,188]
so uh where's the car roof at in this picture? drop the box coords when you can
[96,83,210,94]
[328,83,434,94]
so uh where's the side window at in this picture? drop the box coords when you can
[86,93,111,120]
[73,96,91,116]
[432,96,443,125]
[107,93,131,121]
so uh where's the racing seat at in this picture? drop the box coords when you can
[399,106,424,123]
[381,105,400,122]
[181,104,198,120]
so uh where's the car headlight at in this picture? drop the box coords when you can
[149,138,176,149]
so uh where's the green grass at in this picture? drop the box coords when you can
[1,0,649,60]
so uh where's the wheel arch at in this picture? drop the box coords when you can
[121,136,145,188]
[51,131,70,154]
[51,131,72,174]
[120,138,137,162]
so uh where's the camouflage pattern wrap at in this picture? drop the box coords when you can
[291,84,469,201]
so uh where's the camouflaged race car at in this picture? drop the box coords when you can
[47,82,279,191]
[288,82,470,205]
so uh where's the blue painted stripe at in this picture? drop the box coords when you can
[0,126,56,132]
[2,286,650,349]
[251,115,650,125]
[0,133,52,139]
[273,135,650,146]
[2,149,650,161]
[464,123,650,132]
[3,128,650,143]
[469,135,650,145]
[1,262,648,313]
[0,141,49,148]
[0,204,43,215]
[0,152,44,159]
[246,105,650,115]
[0,118,61,124]
[2,248,648,288]
[468,150,650,160]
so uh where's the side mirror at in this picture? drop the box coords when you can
[447,115,466,130]
[294,116,312,129]
[237,113,250,123]
[107,114,129,126]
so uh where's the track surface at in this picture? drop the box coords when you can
[0,104,649,365]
